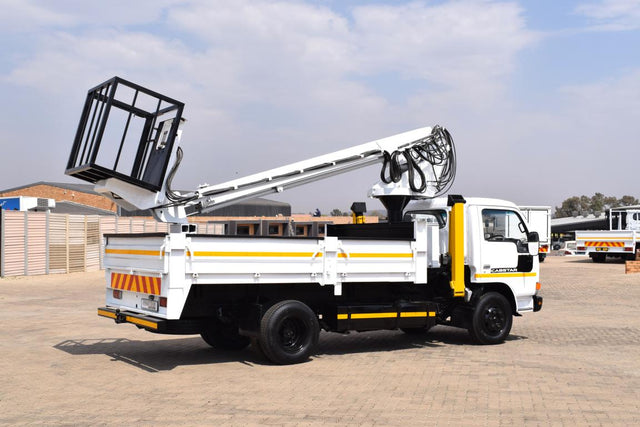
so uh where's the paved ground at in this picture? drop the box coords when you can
[1,256,640,426]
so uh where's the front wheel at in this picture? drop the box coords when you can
[259,300,319,365]
[468,292,513,345]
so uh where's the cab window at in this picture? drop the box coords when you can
[482,209,529,251]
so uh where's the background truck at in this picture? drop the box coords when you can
[65,77,542,364]
[576,206,640,263]
[519,206,551,262]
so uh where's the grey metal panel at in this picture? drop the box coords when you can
[85,215,101,271]
[48,213,68,274]
[2,211,26,276]
[26,212,47,275]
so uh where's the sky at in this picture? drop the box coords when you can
[1,0,639,215]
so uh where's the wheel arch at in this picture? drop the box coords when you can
[470,282,518,316]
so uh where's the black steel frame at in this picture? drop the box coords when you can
[65,76,185,192]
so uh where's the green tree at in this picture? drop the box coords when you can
[619,195,639,206]
[555,194,639,218]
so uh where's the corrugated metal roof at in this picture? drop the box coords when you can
[1,182,291,217]
[52,201,116,216]
[551,215,608,233]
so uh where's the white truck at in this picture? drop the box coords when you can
[576,206,640,263]
[65,77,543,364]
[519,206,551,262]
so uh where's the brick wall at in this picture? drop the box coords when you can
[625,261,640,274]
[0,184,117,212]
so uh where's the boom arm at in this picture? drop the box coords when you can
[181,126,454,216]
[66,77,455,224]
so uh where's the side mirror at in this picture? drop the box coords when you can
[527,231,540,256]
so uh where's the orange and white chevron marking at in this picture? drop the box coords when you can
[110,273,161,295]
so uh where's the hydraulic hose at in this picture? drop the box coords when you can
[379,125,456,197]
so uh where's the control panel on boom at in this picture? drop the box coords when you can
[66,77,456,224]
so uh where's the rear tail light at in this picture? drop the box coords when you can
[624,247,633,252]
[159,297,167,308]
[577,246,586,251]
[113,289,123,299]
[536,282,541,291]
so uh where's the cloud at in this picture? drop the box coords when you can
[0,0,184,32]
[0,0,545,210]
[575,0,640,30]
[5,31,191,97]
[351,1,536,83]
[0,0,72,32]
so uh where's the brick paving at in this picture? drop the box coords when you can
[1,256,640,425]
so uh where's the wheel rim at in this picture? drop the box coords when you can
[279,318,307,353]
[482,306,506,335]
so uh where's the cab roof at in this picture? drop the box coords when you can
[406,196,519,211]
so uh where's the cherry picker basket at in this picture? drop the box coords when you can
[65,76,184,192]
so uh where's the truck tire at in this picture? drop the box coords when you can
[259,300,319,365]
[468,292,512,345]
[592,253,606,263]
[200,319,251,351]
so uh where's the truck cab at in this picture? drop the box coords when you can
[406,197,541,313]
[577,206,640,262]
[624,210,640,231]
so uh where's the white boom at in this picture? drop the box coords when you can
[66,77,455,224]
[96,124,455,223]
[184,126,453,214]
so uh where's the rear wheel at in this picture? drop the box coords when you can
[468,292,512,345]
[200,319,250,351]
[592,253,606,263]
[259,300,319,365]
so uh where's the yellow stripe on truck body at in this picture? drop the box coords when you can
[335,303,439,332]
[103,229,434,320]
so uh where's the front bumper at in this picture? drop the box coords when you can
[533,295,543,312]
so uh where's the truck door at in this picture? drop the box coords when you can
[477,208,534,283]
[626,211,640,231]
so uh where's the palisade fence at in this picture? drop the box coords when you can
[0,210,224,278]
